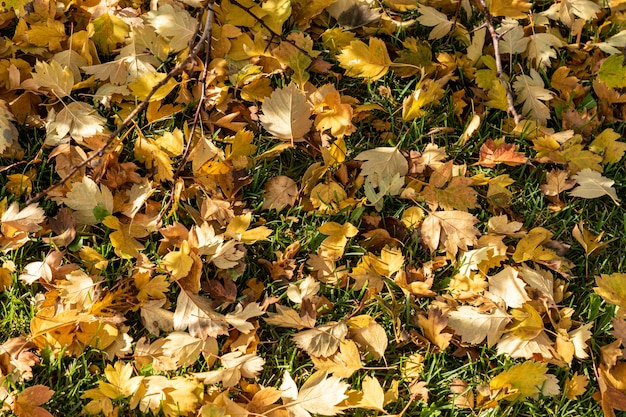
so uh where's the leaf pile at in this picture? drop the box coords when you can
[0,0,626,415]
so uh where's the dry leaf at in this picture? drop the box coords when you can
[569,168,620,205]
[263,176,299,210]
[259,83,312,142]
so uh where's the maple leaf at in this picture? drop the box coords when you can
[293,321,348,357]
[103,216,146,258]
[542,0,601,27]
[83,361,143,406]
[564,372,589,399]
[259,83,312,143]
[280,370,349,417]
[173,291,229,341]
[134,135,174,182]
[348,314,388,359]
[418,307,452,350]
[0,102,19,154]
[448,305,511,347]
[224,302,265,333]
[13,385,54,417]
[337,38,391,80]
[318,221,358,259]
[541,169,575,198]
[421,210,480,257]
[357,375,387,412]
[595,273,626,309]
[311,339,362,377]
[310,85,356,138]
[421,163,476,211]
[29,60,73,98]
[573,220,614,258]
[61,177,114,225]
[569,169,620,205]
[478,139,527,167]
[52,102,107,143]
[402,78,447,121]
[262,176,299,211]
[489,361,558,402]
[355,146,408,188]
[488,267,530,308]
[145,5,197,52]
[130,375,203,416]
[416,5,454,40]
[194,351,265,387]
[128,72,178,102]
[589,128,626,164]
[526,33,564,69]
[513,69,553,125]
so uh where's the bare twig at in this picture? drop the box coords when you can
[26,2,215,205]
[157,4,215,222]
[476,0,522,125]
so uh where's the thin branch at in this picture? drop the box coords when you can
[228,0,315,59]
[26,2,215,205]
[476,0,521,125]
[157,4,215,222]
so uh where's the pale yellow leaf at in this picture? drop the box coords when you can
[259,83,312,142]
[62,176,114,225]
[448,305,511,347]
[570,168,620,205]
[145,4,197,52]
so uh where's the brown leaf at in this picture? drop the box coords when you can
[0,337,39,382]
[13,385,54,417]
[262,176,299,211]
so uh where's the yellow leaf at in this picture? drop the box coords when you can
[595,273,626,309]
[292,322,348,357]
[311,339,362,377]
[145,4,197,52]
[358,376,386,412]
[13,385,54,417]
[259,83,312,142]
[310,181,348,213]
[155,128,185,157]
[347,314,388,359]
[98,361,144,399]
[103,216,146,258]
[589,128,626,164]
[489,361,550,402]
[310,84,356,138]
[402,78,446,121]
[61,176,114,225]
[488,0,531,18]
[564,372,588,399]
[91,13,129,52]
[318,221,358,259]
[25,19,67,51]
[337,38,391,80]
[134,135,174,182]
[161,241,193,280]
[129,72,178,102]
[225,213,272,244]
[30,60,73,98]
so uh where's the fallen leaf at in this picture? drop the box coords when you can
[259,83,312,142]
[263,176,299,210]
[569,168,620,205]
